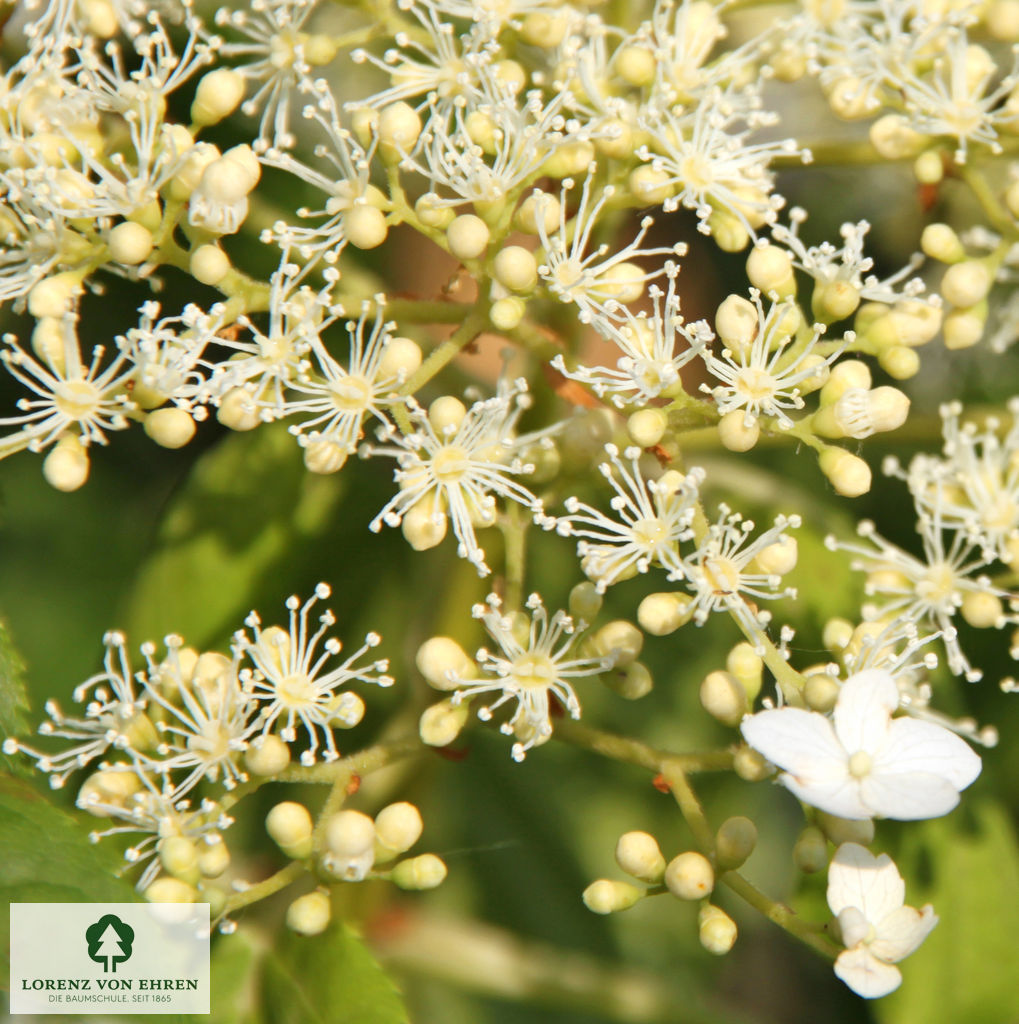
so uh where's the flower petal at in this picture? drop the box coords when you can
[834,947,903,999]
[871,904,938,963]
[833,669,898,755]
[875,718,982,791]
[782,773,870,819]
[827,843,904,920]
[860,770,961,820]
[741,707,846,779]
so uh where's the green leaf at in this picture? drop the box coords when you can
[875,800,1019,1024]
[0,618,30,773]
[208,930,265,1024]
[0,772,140,987]
[262,920,409,1024]
[122,424,345,647]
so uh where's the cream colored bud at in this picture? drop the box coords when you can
[428,395,467,436]
[804,673,840,713]
[941,260,992,308]
[378,101,421,155]
[628,165,675,205]
[921,223,965,263]
[542,140,595,178]
[817,811,874,846]
[591,620,643,666]
[489,296,525,331]
[627,408,668,447]
[770,41,807,81]
[715,816,757,870]
[301,439,347,475]
[564,583,599,623]
[199,155,255,206]
[43,434,90,492]
[323,809,375,880]
[583,879,644,914]
[286,891,331,935]
[726,643,763,702]
[595,118,634,159]
[190,244,230,285]
[344,205,388,249]
[144,407,196,449]
[699,904,737,954]
[822,385,910,439]
[826,77,876,119]
[812,281,861,322]
[446,214,490,262]
[822,617,854,652]
[615,831,666,883]
[191,68,246,126]
[615,44,657,86]
[77,768,141,813]
[602,661,654,700]
[962,591,1003,628]
[197,835,230,878]
[145,878,196,904]
[519,11,569,46]
[389,852,446,890]
[699,670,747,727]
[217,388,260,431]
[733,744,772,781]
[374,802,423,854]
[244,733,291,776]
[419,698,470,746]
[515,191,560,234]
[878,345,920,379]
[707,210,750,253]
[417,636,476,690]
[914,150,944,185]
[746,244,795,297]
[31,317,65,372]
[108,221,153,265]
[715,294,758,352]
[376,336,421,381]
[636,592,691,636]
[821,359,871,404]
[989,0,1019,39]
[401,498,447,551]
[716,409,759,452]
[415,194,455,230]
[160,836,199,882]
[28,273,83,318]
[793,826,828,873]
[267,801,313,859]
[869,114,924,159]
[601,261,645,303]
[943,308,985,350]
[493,246,538,292]
[752,536,797,576]
[665,851,714,900]
[819,448,871,497]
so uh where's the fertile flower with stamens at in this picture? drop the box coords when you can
[448,593,614,761]
[235,583,394,765]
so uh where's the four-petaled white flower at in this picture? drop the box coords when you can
[741,668,982,819]
[827,843,938,999]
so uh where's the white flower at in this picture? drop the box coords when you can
[740,668,982,819]
[449,593,613,761]
[827,843,938,999]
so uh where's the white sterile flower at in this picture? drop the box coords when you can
[534,173,686,325]
[555,445,703,592]
[699,292,840,428]
[551,263,712,407]
[0,319,136,457]
[364,379,545,575]
[826,843,938,998]
[235,583,394,765]
[682,506,800,636]
[826,505,1017,682]
[741,668,982,819]
[3,631,152,788]
[449,592,614,761]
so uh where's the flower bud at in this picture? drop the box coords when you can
[266,801,313,859]
[489,296,525,331]
[869,113,924,159]
[820,359,871,405]
[746,243,795,297]
[217,388,260,431]
[943,307,985,350]
[401,497,447,551]
[708,210,750,252]
[699,904,738,954]
[446,214,490,261]
[416,636,476,690]
[752,535,798,576]
[392,853,447,890]
[159,836,199,883]
[144,407,196,449]
[961,591,1003,628]
[323,809,376,881]
[542,140,595,179]
[793,826,829,873]
[344,204,388,249]
[43,434,90,492]
[878,345,920,380]
[941,260,992,308]
[816,811,874,846]
[582,879,644,914]
[145,878,196,903]
[819,448,871,497]
[637,592,692,636]
[715,816,757,870]
[921,223,965,263]
[244,733,291,776]
[812,280,861,323]
[108,221,153,265]
[419,697,471,746]
[628,165,675,205]
[286,891,331,936]
[733,745,772,781]
[190,244,231,285]
[191,68,246,126]
[726,643,763,702]
[615,831,666,883]
[717,409,759,452]
[699,670,746,727]
[493,246,538,292]
[197,835,230,878]
[377,101,421,156]
[818,386,910,439]
[519,11,569,46]
[627,408,668,447]
[515,191,559,234]
[804,673,840,713]
[601,660,654,700]
[566,581,602,622]
[715,294,758,352]
[374,802,423,854]
[822,617,854,652]
[28,273,83,318]
[590,620,643,666]
[665,851,714,900]
[615,44,657,85]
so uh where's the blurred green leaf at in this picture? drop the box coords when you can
[876,800,1019,1024]
[0,617,30,771]
[0,772,139,987]
[262,920,409,1024]
[209,930,265,1024]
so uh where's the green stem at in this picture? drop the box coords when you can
[659,761,715,855]
[399,310,489,399]
[221,860,305,916]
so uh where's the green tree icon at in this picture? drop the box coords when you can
[85,915,135,973]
